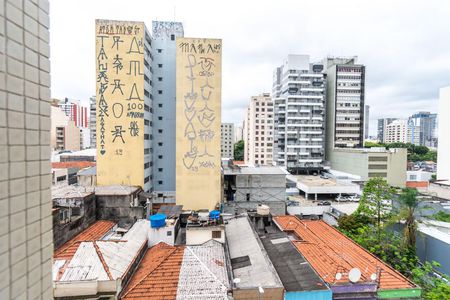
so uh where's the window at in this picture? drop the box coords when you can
[158,155,163,159]
[144,176,150,183]
[158,180,163,184]
[158,64,162,68]
[158,168,163,172]
[212,231,221,239]
[158,103,163,108]
[158,116,163,120]
[246,193,250,201]
[157,49,162,53]
[144,162,150,169]
[157,193,163,197]
[410,175,417,180]
[171,34,175,40]
[158,77,162,81]
[167,231,172,236]
[158,142,163,146]
[158,129,163,133]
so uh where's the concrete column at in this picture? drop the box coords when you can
[305,193,308,200]
[315,193,318,201]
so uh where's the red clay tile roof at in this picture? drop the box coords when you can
[121,243,185,300]
[274,216,416,290]
[54,220,115,260]
[52,161,96,169]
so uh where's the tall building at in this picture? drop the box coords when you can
[151,21,184,197]
[89,96,96,148]
[176,38,222,210]
[323,56,365,153]
[408,112,437,147]
[377,118,397,143]
[364,104,370,139]
[221,123,235,158]
[243,93,274,166]
[95,20,153,192]
[385,119,408,143]
[234,124,243,142]
[51,105,81,151]
[437,87,450,180]
[273,55,326,173]
[1,0,54,298]
[58,97,89,128]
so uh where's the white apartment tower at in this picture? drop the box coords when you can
[323,57,365,154]
[244,93,275,166]
[272,55,326,173]
[384,119,408,143]
[221,123,235,159]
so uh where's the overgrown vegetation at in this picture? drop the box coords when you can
[429,211,450,223]
[363,141,437,162]
[233,140,244,160]
[338,178,450,299]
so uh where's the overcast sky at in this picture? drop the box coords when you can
[50,0,450,135]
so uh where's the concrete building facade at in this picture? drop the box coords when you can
[377,117,397,143]
[221,123,234,158]
[273,55,326,173]
[244,93,274,166]
[0,0,54,298]
[364,104,370,139]
[437,87,450,180]
[385,119,408,144]
[95,20,153,192]
[51,105,81,151]
[323,57,365,151]
[175,38,222,210]
[234,124,243,142]
[151,21,184,197]
[329,147,407,187]
[89,96,96,148]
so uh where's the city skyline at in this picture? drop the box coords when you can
[50,0,448,136]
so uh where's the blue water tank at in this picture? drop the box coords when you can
[149,213,166,228]
[209,210,220,220]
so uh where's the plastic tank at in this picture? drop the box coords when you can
[257,204,270,216]
[209,210,220,220]
[149,213,166,228]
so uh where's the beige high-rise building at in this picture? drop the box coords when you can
[175,38,222,211]
[50,105,81,151]
[95,20,153,192]
[244,93,274,166]
[384,119,408,143]
[1,0,53,298]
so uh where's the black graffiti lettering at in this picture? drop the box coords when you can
[112,55,123,74]
[128,36,143,54]
[127,60,144,76]
[126,112,144,118]
[97,35,108,47]
[129,121,139,136]
[111,126,125,143]
[112,103,124,118]
[127,83,142,101]
[112,36,124,50]
[99,82,108,94]
[111,79,124,95]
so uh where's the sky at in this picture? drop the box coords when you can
[50,0,450,136]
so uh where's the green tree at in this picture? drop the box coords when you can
[414,145,429,155]
[357,177,394,242]
[233,140,244,160]
[396,188,420,250]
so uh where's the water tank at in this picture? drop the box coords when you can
[257,204,270,216]
[149,213,166,228]
[209,210,220,220]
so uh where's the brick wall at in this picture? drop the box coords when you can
[0,0,53,299]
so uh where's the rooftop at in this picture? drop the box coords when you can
[53,219,149,282]
[77,165,96,176]
[225,216,282,289]
[256,220,329,293]
[224,165,288,176]
[122,240,230,299]
[52,161,96,169]
[52,184,94,199]
[95,185,141,196]
[274,216,418,291]
[296,175,355,187]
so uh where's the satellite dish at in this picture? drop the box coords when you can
[335,272,342,280]
[233,278,241,284]
[348,268,361,283]
[370,273,377,281]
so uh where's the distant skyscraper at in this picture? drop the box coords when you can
[408,112,437,147]
[323,56,365,153]
[221,123,235,158]
[244,93,274,166]
[273,55,326,173]
[176,38,222,210]
[234,125,243,142]
[151,21,184,196]
[95,20,153,192]
[364,105,370,139]
[385,119,408,143]
[377,118,397,142]
[437,87,450,180]
[90,96,96,148]
[58,97,89,128]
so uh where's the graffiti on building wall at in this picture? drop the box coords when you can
[152,21,184,39]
